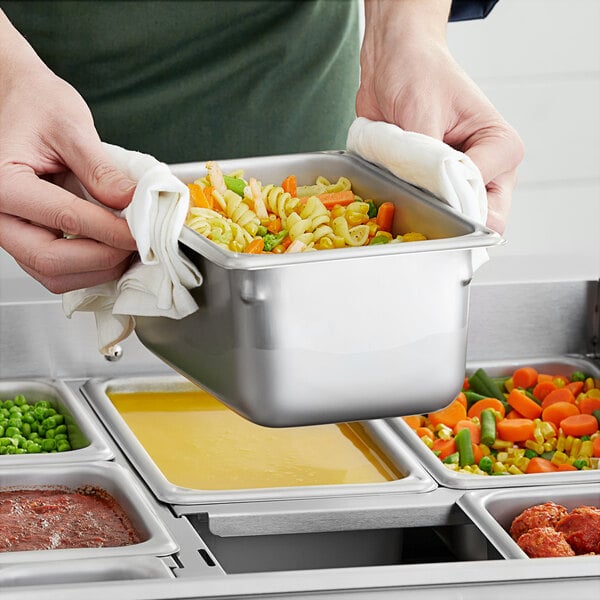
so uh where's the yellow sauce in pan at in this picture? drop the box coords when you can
[108,390,401,490]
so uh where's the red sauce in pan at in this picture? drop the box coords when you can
[0,488,140,552]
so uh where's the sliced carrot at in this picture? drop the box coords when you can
[432,438,457,460]
[454,419,481,445]
[455,391,468,409]
[496,418,535,442]
[557,463,578,471]
[559,414,599,437]
[507,388,542,420]
[187,183,212,209]
[266,217,282,234]
[526,457,558,474]
[375,201,395,232]
[593,436,600,458]
[542,401,580,428]
[532,381,557,402]
[537,373,554,384]
[281,175,297,197]
[472,443,485,465]
[577,395,600,415]
[280,236,293,249]
[463,377,470,391]
[506,409,525,420]
[244,238,265,254]
[512,367,538,389]
[428,399,467,429]
[541,387,576,410]
[566,381,584,396]
[313,190,355,209]
[467,398,506,421]
[403,415,423,430]
[416,426,435,441]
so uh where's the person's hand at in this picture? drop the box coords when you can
[357,0,525,234]
[0,11,138,293]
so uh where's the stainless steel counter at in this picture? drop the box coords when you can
[0,277,598,599]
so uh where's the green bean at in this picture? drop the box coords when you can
[455,427,475,467]
[442,452,460,465]
[480,408,496,447]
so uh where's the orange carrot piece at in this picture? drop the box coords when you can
[557,463,578,471]
[537,373,554,384]
[455,391,468,409]
[432,438,457,460]
[578,395,600,415]
[313,190,355,209]
[375,201,395,232]
[512,367,538,389]
[532,381,557,402]
[454,419,481,445]
[244,238,265,254]
[559,413,599,437]
[505,409,525,419]
[467,398,506,421]
[526,457,558,474]
[266,217,282,234]
[428,399,467,429]
[187,183,212,209]
[416,426,435,441]
[496,418,535,442]
[593,436,600,458]
[541,401,580,428]
[507,388,542,420]
[472,443,485,465]
[566,381,584,396]
[541,387,576,410]
[463,377,470,391]
[403,415,423,430]
[281,175,297,197]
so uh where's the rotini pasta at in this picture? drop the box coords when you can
[184,162,427,254]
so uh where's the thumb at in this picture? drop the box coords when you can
[60,138,137,211]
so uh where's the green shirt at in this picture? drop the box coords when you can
[2,0,360,163]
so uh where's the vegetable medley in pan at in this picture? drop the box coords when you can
[185,161,427,253]
[404,366,600,476]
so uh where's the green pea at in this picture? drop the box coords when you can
[573,459,587,470]
[5,426,20,437]
[45,428,55,439]
[0,426,3,437]
[3,400,14,409]
[13,395,27,406]
[15,448,27,454]
[34,401,52,409]
[55,424,67,435]
[22,413,35,424]
[41,438,56,451]
[479,456,494,474]
[56,441,71,452]
[5,445,16,454]
[20,423,31,437]
[54,433,68,442]
[0,447,7,455]
[0,437,12,446]
[7,418,22,429]
[26,441,42,453]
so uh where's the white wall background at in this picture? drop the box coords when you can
[1,0,598,296]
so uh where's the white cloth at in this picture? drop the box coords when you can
[62,143,202,356]
[346,117,489,268]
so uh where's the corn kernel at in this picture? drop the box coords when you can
[421,436,433,448]
[580,440,593,457]
[564,435,574,452]
[587,388,600,399]
[492,440,513,450]
[496,452,509,463]
[553,378,566,389]
[508,465,524,475]
[504,378,514,393]
[551,451,568,466]
[493,462,507,473]
[401,231,427,242]
[540,421,556,439]
[542,441,555,452]
[525,440,544,455]
[444,463,459,471]
[569,438,582,458]
[515,456,530,471]
[533,426,544,444]
[584,377,595,392]
[557,435,566,452]
[591,457,599,469]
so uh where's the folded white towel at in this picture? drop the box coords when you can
[346,117,489,268]
[62,143,202,356]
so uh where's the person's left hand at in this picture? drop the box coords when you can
[357,0,524,234]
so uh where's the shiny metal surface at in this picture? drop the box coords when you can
[82,374,436,505]
[0,379,113,465]
[0,461,178,564]
[134,152,502,427]
[458,483,600,559]
[387,356,600,489]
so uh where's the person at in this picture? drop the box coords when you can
[0,0,523,294]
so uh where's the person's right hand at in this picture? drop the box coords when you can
[0,11,138,293]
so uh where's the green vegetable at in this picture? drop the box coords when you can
[443,452,460,465]
[262,229,288,251]
[572,459,587,470]
[468,369,508,409]
[570,371,586,382]
[256,225,268,237]
[455,427,474,467]
[223,174,246,197]
[464,391,487,408]
[478,455,493,474]
[524,449,537,459]
[369,235,391,245]
[541,450,555,461]
[592,409,600,428]
[480,408,496,447]
[365,200,377,219]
